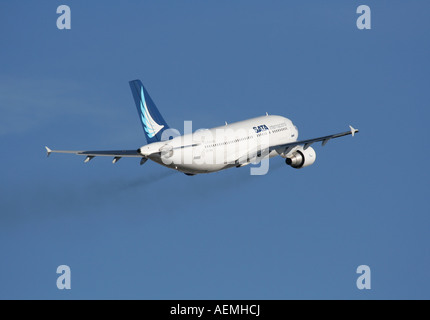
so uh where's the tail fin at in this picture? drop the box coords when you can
[129,80,170,143]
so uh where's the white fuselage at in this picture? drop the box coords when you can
[139,115,298,174]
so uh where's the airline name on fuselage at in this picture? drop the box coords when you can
[253,124,269,133]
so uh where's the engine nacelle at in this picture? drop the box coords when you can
[285,146,316,169]
[159,144,173,158]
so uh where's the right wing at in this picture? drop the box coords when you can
[45,147,147,164]
[272,125,359,153]
[227,125,359,166]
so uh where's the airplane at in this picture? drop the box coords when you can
[45,80,358,176]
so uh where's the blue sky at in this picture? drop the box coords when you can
[0,0,429,299]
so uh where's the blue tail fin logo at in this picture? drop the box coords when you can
[129,80,170,143]
[139,86,164,138]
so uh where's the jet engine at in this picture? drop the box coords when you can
[285,146,316,169]
[159,144,174,158]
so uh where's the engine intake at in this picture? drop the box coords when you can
[285,146,316,169]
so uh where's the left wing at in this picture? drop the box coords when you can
[272,125,359,153]
[45,147,146,164]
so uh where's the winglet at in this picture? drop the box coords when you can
[349,125,358,137]
[45,146,52,157]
